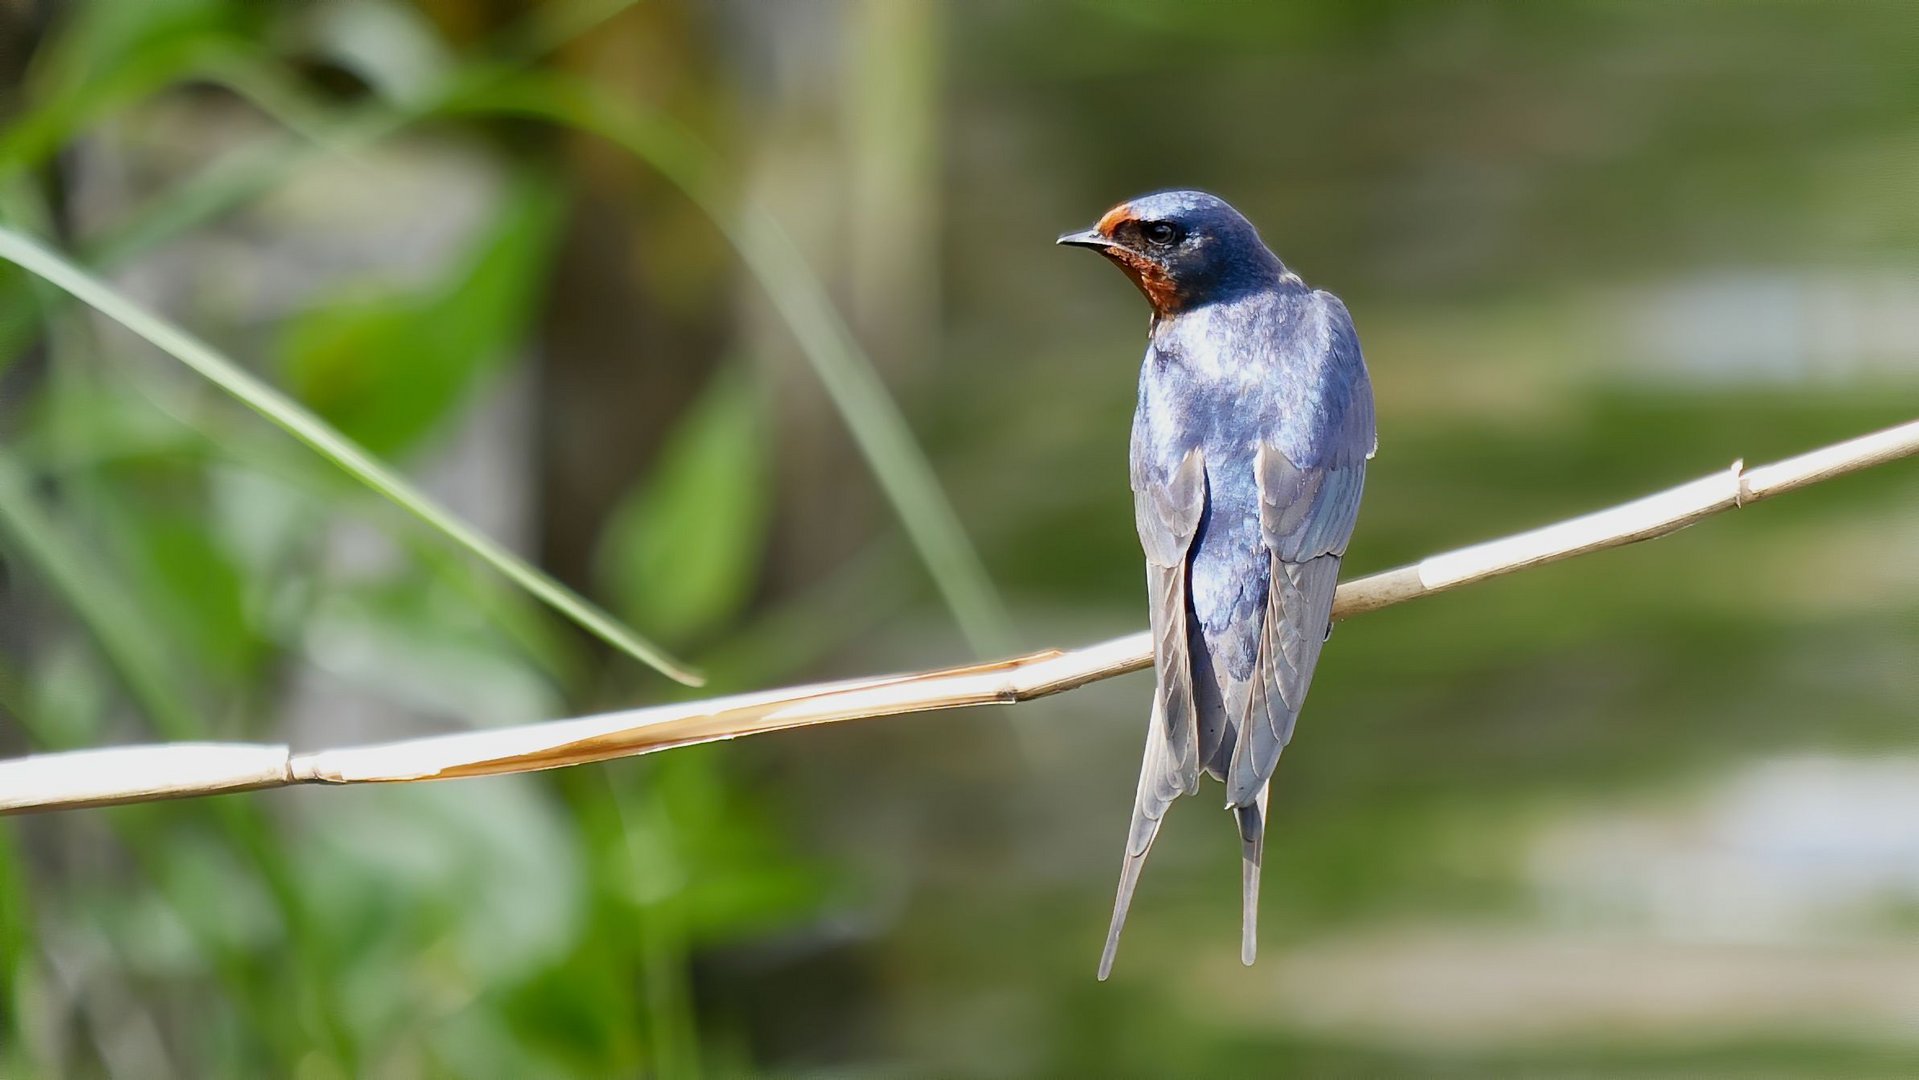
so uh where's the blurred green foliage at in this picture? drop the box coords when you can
[279,177,564,459]
[598,367,770,646]
[1,1,1917,1077]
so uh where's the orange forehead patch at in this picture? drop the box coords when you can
[1096,202,1134,236]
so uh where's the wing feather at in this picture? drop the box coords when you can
[1102,446,1206,979]
[1226,305,1372,805]
[1132,447,1206,794]
[1223,296,1375,963]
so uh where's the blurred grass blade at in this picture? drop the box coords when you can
[0,227,703,686]
[0,451,200,738]
[450,77,1014,654]
[0,0,645,365]
[58,0,644,263]
[0,0,1010,656]
[0,35,241,180]
[0,451,359,1058]
[728,205,1014,654]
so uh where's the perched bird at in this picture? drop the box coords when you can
[1058,190,1375,979]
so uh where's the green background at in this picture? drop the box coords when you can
[2,1,1917,1075]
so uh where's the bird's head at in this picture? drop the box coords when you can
[1058,189,1285,317]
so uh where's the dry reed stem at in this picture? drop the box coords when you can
[4,418,1916,813]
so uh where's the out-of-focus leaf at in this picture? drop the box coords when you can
[0,805,30,1056]
[298,577,562,728]
[23,381,206,473]
[0,450,202,740]
[112,503,262,686]
[597,368,770,645]
[53,442,267,689]
[294,0,454,108]
[305,781,585,986]
[0,451,354,1057]
[0,0,249,178]
[279,177,564,458]
[642,750,834,943]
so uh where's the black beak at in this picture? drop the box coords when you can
[1056,227,1112,250]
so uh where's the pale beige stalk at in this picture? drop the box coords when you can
[4,418,1915,814]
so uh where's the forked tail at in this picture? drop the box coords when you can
[1099,703,1179,980]
[1233,781,1270,966]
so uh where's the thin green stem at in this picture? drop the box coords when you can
[448,76,1015,654]
[0,228,702,685]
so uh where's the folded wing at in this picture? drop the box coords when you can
[1226,294,1376,964]
[1100,445,1206,980]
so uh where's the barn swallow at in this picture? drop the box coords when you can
[1059,190,1376,979]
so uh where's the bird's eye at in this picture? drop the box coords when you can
[1143,221,1182,247]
